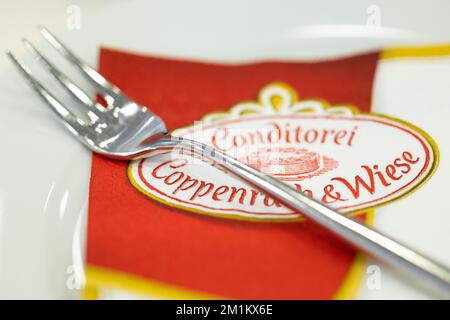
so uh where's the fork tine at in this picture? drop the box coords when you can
[6,51,86,134]
[38,26,121,104]
[22,38,107,123]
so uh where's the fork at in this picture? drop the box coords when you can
[7,27,450,295]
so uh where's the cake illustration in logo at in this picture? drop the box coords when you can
[241,147,338,181]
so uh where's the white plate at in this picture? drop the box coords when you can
[1,0,450,299]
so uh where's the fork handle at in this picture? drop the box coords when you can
[149,136,450,294]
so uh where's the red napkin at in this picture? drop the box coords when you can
[86,48,379,299]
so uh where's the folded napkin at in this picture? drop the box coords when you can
[84,45,447,299]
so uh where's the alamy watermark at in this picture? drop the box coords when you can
[66,5,81,30]
[66,264,85,290]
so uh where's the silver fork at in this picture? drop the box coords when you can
[7,27,450,295]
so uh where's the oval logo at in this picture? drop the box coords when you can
[128,83,438,221]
